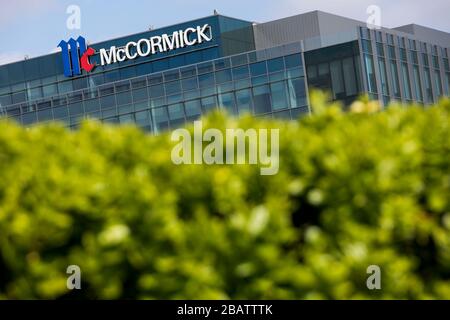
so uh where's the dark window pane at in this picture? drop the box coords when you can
[253,85,271,114]
[84,99,100,112]
[116,91,132,106]
[68,102,83,116]
[197,62,214,74]
[100,95,116,109]
[165,80,181,95]
[198,73,214,89]
[149,84,164,98]
[185,99,202,119]
[250,61,267,77]
[53,106,69,119]
[270,81,289,110]
[218,92,236,114]
[285,54,302,69]
[182,77,198,91]
[236,89,253,114]
[132,87,147,102]
[201,96,217,113]
[267,57,285,73]
[288,78,307,107]
[232,66,249,80]
[215,69,232,84]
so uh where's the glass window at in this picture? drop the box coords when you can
[412,66,423,101]
[181,77,198,91]
[288,77,306,108]
[364,55,377,93]
[377,58,390,96]
[252,85,271,114]
[22,112,37,125]
[218,92,236,114]
[307,65,318,79]
[132,87,147,102]
[250,61,267,77]
[164,70,180,82]
[104,70,120,83]
[11,91,26,104]
[29,87,43,100]
[389,60,401,98]
[434,70,442,97]
[148,73,163,85]
[318,63,329,76]
[149,84,164,98]
[232,65,249,80]
[42,84,58,97]
[135,110,151,126]
[152,106,169,132]
[68,102,83,116]
[215,58,231,70]
[444,73,450,96]
[116,91,132,106]
[84,98,100,112]
[181,66,197,78]
[168,103,185,128]
[330,60,345,99]
[201,96,217,113]
[8,63,25,85]
[362,40,372,53]
[423,68,433,103]
[284,54,302,69]
[231,53,248,67]
[267,57,285,73]
[215,69,232,84]
[119,113,134,124]
[198,73,215,89]
[135,62,152,76]
[165,80,181,95]
[131,77,147,89]
[401,63,412,100]
[342,57,358,96]
[169,55,185,69]
[185,99,202,120]
[100,95,116,109]
[0,94,12,107]
[270,81,289,110]
[0,67,9,87]
[153,59,169,72]
[235,89,253,114]
[58,81,73,94]
[197,62,214,74]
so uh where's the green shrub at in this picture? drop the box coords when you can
[0,95,449,299]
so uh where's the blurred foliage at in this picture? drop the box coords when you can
[0,94,449,300]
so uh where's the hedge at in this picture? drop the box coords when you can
[0,94,449,299]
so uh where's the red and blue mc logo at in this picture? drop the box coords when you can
[58,36,95,77]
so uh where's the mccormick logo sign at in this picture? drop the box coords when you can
[58,24,212,78]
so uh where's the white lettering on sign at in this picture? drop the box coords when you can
[99,24,212,66]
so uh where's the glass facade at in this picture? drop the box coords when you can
[1,14,449,132]
[305,41,363,106]
[1,42,308,132]
[359,27,449,106]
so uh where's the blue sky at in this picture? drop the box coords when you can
[0,0,449,65]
